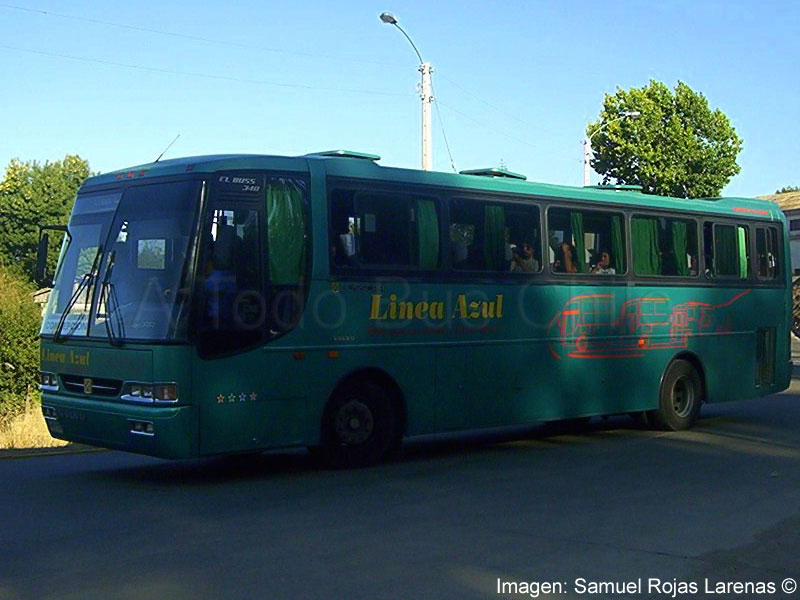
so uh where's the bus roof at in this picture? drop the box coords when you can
[84,152,782,221]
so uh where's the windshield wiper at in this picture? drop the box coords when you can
[100,250,125,347]
[52,247,103,343]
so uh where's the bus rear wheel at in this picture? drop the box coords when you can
[650,359,702,431]
[321,380,397,468]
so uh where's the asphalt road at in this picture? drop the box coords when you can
[2,385,800,600]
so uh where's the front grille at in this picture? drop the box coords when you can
[61,374,122,397]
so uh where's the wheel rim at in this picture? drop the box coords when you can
[671,375,695,418]
[334,399,374,445]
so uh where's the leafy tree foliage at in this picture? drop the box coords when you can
[0,155,90,282]
[0,266,41,421]
[588,81,743,198]
[776,186,800,194]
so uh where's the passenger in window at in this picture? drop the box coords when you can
[554,243,577,273]
[590,250,616,275]
[452,240,468,268]
[689,255,698,276]
[504,229,515,271]
[510,242,539,273]
[202,248,236,327]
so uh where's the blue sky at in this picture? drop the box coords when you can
[0,0,797,197]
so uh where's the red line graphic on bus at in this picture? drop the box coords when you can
[546,290,751,360]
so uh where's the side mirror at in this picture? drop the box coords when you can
[35,225,69,286]
[35,232,50,284]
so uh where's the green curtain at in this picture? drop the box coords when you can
[415,199,439,269]
[266,180,306,285]
[632,217,661,275]
[671,220,689,276]
[483,205,505,270]
[611,215,624,273]
[737,226,748,278]
[714,225,738,276]
[570,211,585,272]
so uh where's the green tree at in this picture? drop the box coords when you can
[0,155,90,282]
[588,81,743,198]
[776,186,800,194]
[0,265,41,421]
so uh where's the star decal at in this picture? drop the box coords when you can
[239,393,246,402]
[249,392,257,402]
[216,394,224,404]
[228,393,236,403]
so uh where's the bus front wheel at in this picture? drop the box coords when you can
[650,359,702,431]
[320,380,397,468]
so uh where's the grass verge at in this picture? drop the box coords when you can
[0,407,68,450]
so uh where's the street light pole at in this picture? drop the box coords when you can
[583,111,640,186]
[380,12,433,171]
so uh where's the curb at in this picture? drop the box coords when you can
[0,444,107,460]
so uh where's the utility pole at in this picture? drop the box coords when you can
[583,137,592,187]
[381,12,434,171]
[420,62,433,171]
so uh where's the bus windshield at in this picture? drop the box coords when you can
[41,180,203,342]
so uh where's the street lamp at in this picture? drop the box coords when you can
[583,111,640,186]
[380,12,433,171]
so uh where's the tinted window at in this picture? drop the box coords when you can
[756,227,780,279]
[703,222,750,278]
[330,189,440,270]
[632,215,698,277]
[547,207,626,275]
[449,198,541,274]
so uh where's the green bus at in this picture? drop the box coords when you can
[38,151,791,466]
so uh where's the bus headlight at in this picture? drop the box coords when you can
[122,382,178,403]
[39,371,58,390]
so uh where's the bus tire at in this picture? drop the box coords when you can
[321,380,396,468]
[650,359,702,431]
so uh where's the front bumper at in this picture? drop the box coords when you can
[41,393,198,459]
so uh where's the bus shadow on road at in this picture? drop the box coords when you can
[92,395,800,485]
[91,416,652,486]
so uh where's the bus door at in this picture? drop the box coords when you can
[194,173,307,454]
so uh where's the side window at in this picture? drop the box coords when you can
[704,222,750,278]
[330,189,440,270]
[756,227,780,279]
[547,207,626,275]
[632,215,698,277]
[449,198,541,274]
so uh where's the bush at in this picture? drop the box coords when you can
[0,265,41,421]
